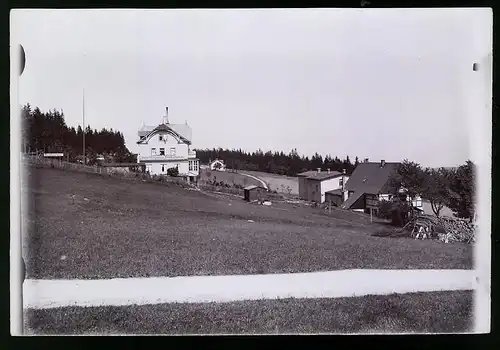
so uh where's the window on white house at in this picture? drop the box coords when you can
[339,178,343,187]
[194,161,198,171]
[189,161,193,171]
[160,148,165,156]
[159,135,163,141]
[170,148,176,156]
[151,148,156,156]
[161,164,165,172]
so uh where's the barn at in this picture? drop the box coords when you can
[244,185,266,202]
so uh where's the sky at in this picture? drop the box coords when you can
[11,9,492,168]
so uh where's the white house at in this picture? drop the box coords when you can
[136,108,199,182]
[298,168,350,204]
[209,159,226,171]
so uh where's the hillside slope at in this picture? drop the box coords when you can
[23,167,473,280]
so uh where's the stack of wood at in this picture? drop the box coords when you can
[437,217,476,244]
[406,213,476,244]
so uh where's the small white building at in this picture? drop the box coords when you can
[136,108,199,181]
[298,168,350,204]
[209,159,226,171]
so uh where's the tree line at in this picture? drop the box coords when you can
[387,159,476,221]
[194,148,361,177]
[21,104,136,164]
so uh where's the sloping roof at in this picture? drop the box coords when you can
[325,189,342,196]
[137,123,191,145]
[169,123,192,143]
[345,162,399,194]
[210,159,225,166]
[340,162,399,210]
[297,170,343,181]
[340,191,365,210]
[137,125,156,138]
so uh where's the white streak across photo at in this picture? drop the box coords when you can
[10,8,491,335]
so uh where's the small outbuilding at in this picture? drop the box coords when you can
[244,185,266,202]
[209,159,226,171]
[325,189,344,207]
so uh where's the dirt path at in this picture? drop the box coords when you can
[239,172,268,190]
[24,269,476,310]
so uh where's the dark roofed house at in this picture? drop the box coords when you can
[244,185,267,202]
[297,168,349,203]
[340,160,400,212]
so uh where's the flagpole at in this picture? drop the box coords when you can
[82,51,86,165]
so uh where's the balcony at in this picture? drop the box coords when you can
[188,150,197,159]
[139,155,186,162]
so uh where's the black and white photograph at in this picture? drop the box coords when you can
[10,8,492,335]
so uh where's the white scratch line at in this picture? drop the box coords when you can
[24,269,477,309]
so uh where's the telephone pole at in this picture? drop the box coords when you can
[82,88,86,165]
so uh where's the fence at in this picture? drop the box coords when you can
[197,184,244,197]
[25,154,299,196]
[196,184,292,201]
[23,154,108,175]
[23,154,195,187]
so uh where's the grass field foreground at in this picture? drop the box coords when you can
[26,290,474,334]
[23,167,473,280]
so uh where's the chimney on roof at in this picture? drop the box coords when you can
[317,168,321,173]
[381,159,386,167]
[162,107,169,125]
[327,168,330,174]
[364,158,369,163]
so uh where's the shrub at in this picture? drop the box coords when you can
[391,200,411,227]
[377,200,393,219]
[167,167,179,177]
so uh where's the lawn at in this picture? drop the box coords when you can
[23,167,473,280]
[25,290,473,334]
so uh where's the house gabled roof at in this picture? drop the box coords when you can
[297,170,343,181]
[137,123,191,145]
[340,191,365,210]
[325,189,342,196]
[210,159,225,166]
[345,162,399,194]
[341,162,400,209]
